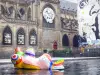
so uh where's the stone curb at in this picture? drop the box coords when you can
[52,57,100,61]
[0,57,100,64]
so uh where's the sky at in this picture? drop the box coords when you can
[64,0,77,3]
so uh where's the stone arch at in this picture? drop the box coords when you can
[2,26,12,45]
[1,5,7,15]
[42,3,56,13]
[17,28,25,45]
[29,29,37,45]
[73,35,80,47]
[62,34,69,46]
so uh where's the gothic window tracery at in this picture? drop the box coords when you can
[15,10,21,19]
[7,6,14,17]
[2,26,12,45]
[15,8,25,19]
[29,29,37,45]
[17,28,25,45]
[43,4,55,28]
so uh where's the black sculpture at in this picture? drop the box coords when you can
[92,16,100,39]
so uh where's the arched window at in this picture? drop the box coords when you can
[19,8,25,16]
[27,7,31,21]
[73,35,80,47]
[29,29,37,45]
[62,34,69,46]
[17,28,25,45]
[2,26,12,45]
[7,6,14,16]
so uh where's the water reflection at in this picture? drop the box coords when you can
[0,64,64,75]
[16,69,48,75]
[1,59,100,75]
[15,69,64,75]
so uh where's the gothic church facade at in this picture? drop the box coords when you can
[0,0,78,58]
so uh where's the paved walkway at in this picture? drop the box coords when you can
[0,57,100,64]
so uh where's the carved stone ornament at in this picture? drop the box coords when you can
[61,17,78,30]
[41,0,59,4]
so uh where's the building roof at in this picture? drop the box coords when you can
[1,0,35,4]
[1,0,77,12]
[60,0,77,12]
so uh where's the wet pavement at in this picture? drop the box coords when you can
[0,58,100,75]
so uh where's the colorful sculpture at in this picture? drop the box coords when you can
[11,47,64,70]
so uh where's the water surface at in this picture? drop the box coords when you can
[0,59,100,75]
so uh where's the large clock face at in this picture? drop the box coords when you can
[43,7,55,23]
